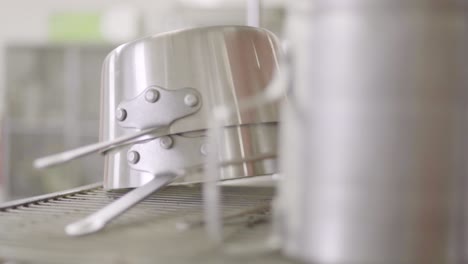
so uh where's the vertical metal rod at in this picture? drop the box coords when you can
[203,60,289,243]
[246,0,261,27]
[64,48,81,150]
[63,48,82,187]
[1,118,11,202]
[203,120,223,243]
[0,48,8,202]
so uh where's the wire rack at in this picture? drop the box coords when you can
[0,183,294,264]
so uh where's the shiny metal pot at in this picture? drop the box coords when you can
[277,1,468,263]
[35,25,281,236]
[100,26,280,189]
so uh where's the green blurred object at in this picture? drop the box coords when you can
[50,12,103,42]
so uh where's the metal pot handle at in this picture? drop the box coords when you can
[33,126,169,169]
[34,86,203,169]
[65,152,277,237]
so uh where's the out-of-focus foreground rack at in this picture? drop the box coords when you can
[0,183,294,264]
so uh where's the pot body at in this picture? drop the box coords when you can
[100,26,280,189]
[278,1,468,263]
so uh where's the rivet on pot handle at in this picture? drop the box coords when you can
[117,86,202,129]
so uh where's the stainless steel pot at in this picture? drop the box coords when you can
[100,26,280,189]
[35,25,281,236]
[277,1,468,263]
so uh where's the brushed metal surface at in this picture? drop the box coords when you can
[278,1,468,264]
[101,26,281,190]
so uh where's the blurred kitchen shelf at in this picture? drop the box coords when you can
[2,44,115,200]
[6,118,98,136]
[0,183,294,264]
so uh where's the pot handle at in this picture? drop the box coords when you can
[33,126,169,169]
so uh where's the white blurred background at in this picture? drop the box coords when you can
[0,0,286,201]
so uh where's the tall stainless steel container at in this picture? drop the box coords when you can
[277,1,468,263]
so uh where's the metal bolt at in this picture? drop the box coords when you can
[116,108,127,121]
[127,151,140,164]
[184,93,199,107]
[160,136,174,149]
[145,89,160,103]
[200,144,208,156]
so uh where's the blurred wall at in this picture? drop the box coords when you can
[0,0,176,114]
[0,0,285,116]
[0,0,285,201]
